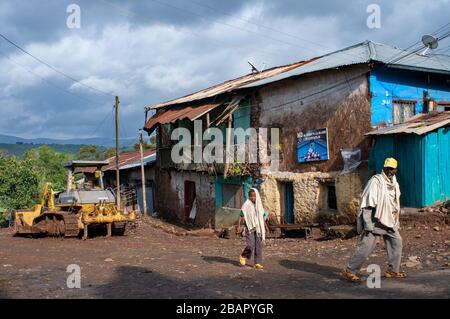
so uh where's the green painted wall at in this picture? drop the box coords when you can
[214,176,253,229]
[233,100,251,132]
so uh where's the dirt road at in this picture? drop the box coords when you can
[0,220,449,299]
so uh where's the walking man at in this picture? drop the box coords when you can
[342,158,407,282]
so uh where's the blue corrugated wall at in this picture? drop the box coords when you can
[370,127,450,207]
[423,127,450,206]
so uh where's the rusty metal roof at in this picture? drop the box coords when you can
[144,58,319,111]
[144,101,224,133]
[366,111,450,136]
[102,149,156,171]
[145,41,450,112]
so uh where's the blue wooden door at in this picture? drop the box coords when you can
[137,182,155,216]
[284,183,294,224]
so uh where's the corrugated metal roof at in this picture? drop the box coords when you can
[366,111,450,136]
[243,41,450,88]
[119,153,156,170]
[102,149,156,171]
[65,160,109,168]
[145,58,319,110]
[144,41,450,111]
[144,101,224,133]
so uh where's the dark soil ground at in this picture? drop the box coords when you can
[0,216,449,299]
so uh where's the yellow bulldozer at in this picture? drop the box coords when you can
[13,160,136,239]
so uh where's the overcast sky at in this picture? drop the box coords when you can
[1,0,449,140]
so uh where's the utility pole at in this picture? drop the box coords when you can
[139,129,147,218]
[115,96,121,211]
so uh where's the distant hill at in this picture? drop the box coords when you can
[0,134,137,148]
[0,143,97,158]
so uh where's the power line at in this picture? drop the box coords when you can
[190,0,450,62]
[0,50,110,107]
[434,43,450,54]
[88,105,115,138]
[187,0,336,51]
[437,31,450,42]
[0,33,116,98]
[145,0,371,63]
[147,0,319,55]
[96,0,294,61]
[261,22,450,114]
[431,22,450,37]
[96,0,382,75]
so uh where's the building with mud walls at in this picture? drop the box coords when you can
[143,41,450,229]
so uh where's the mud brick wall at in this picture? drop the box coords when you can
[257,64,372,174]
[155,169,216,228]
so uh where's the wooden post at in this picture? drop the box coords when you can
[139,129,148,217]
[67,168,73,192]
[224,115,232,179]
[115,96,121,211]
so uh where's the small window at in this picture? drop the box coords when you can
[393,100,416,124]
[222,184,243,209]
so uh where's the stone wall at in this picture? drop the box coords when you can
[260,169,371,224]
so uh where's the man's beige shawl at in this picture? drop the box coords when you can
[358,171,401,231]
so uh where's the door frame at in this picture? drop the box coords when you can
[282,182,294,224]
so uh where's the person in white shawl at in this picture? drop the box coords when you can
[342,158,407,283]
[238,188,267,269]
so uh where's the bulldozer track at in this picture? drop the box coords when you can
[63,214,80,238]
[112,222,127,236]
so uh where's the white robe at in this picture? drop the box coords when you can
[358,171,401,232]
[241,188,266,241]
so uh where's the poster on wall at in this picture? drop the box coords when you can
[297,128,329,163]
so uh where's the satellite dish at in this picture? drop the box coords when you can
[420,35,439,55]
[422,35,439,49]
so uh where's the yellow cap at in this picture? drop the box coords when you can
[384,158,398,169]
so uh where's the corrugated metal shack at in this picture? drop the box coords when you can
[368,111,450,207]
[102,149,157,215]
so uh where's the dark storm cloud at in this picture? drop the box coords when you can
[0,0,449,139]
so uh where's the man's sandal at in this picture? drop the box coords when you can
[385,271,407,278]
[341,268,361,283]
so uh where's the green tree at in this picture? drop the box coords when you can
[77,145,101,160]
[133,138,155,151]
[76,145,113,160]
[103,148,116,159]
[149,135,156,146]
[0,156,39,211]
[24,145,71,191]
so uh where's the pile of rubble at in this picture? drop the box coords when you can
[419,200,450,215]
[400,200,450,228]
[146,215,216,237]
